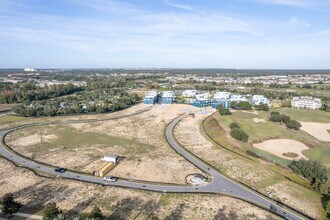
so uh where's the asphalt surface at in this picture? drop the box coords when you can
[0,112,308,220]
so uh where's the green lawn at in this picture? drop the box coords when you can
[278,108,330,123]
[209,109,329,167]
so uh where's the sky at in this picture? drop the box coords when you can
[0,0,330,69]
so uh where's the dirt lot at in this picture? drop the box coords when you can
[175,112,323,218]
[5,104,207,184]
[300,122,330,142]
[253,139,308,160]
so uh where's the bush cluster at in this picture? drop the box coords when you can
[230,101,252,110]
[230,128,249,142]
[217,105,232,115]
[289,159,330,216]
[254,103,269,111]
[269,111,301,130]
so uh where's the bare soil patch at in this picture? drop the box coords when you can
[253,118,265,123]
[253,139,308,160]
[5,104,205,184]
[300,122,330,142]
[0,157,280,220]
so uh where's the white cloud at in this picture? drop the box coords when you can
[163,0,193,11]
[253,0,330,8]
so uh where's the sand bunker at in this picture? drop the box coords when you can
[253,118,265,123]
[253,139,308,160]
[300,122,330,142]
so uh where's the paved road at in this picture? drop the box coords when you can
[0,113,308,220]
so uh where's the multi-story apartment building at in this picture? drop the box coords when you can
[291,96,322,110]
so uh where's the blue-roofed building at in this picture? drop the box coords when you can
[161,91,175,104]
[212,91,231,109]
[143,91,158,105]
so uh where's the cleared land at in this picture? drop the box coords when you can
[253,139,308,160]
[175,110,324,219]
[0,158,280,220]
[5,104,208,184]
[300,122,330,142]
[0,104,280,219]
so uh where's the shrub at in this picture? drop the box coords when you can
[285,119,301,130]
[229,122,240,129]
[217,105,232,116]
[230,128,249,142]
[1,193,22,215]
[255,104,269,111]
[43,203,62,220]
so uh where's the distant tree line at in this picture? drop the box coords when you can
[269,111,301,130]
[0,82,82,104]
[13,90,140,117]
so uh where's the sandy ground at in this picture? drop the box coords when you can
[5,104,208,184]
[253,139,308,160]
[253,118,266,123]
[0,153,279,219]
[300,122,330,142]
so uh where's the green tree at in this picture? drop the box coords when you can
[229,122,240,129]
[289,159,328,190]
[217,105,232,116]
[89,206,105,220]
[0,193,22,215]
[326,200,330,217]
[230,128,249,142]
[43,202,62,220]
[255,104,269,111]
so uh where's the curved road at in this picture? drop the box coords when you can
[0,112,308,220]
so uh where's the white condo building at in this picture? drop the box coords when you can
[182,90,197,98]
[195,93,210,100]
[252,95,270,106]
[213,91,231,100]
[230,95,248,103]
[292,96,322,110]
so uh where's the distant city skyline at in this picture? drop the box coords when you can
[1,0,330,69]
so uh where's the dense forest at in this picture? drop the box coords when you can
[0,82,82,104]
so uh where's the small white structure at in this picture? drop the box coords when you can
[101,156,118,164]
[195,93,210,100]
[292,96,322,110]
[213,91,231,100]
[252,95,270,106]
[182,90,197,98]
[24,67,37,72]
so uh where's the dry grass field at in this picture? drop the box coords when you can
[5,104,206,184]
[0,104,282,219]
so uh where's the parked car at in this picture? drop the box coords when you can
[104,176,117,182]
[54,167,67,173]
